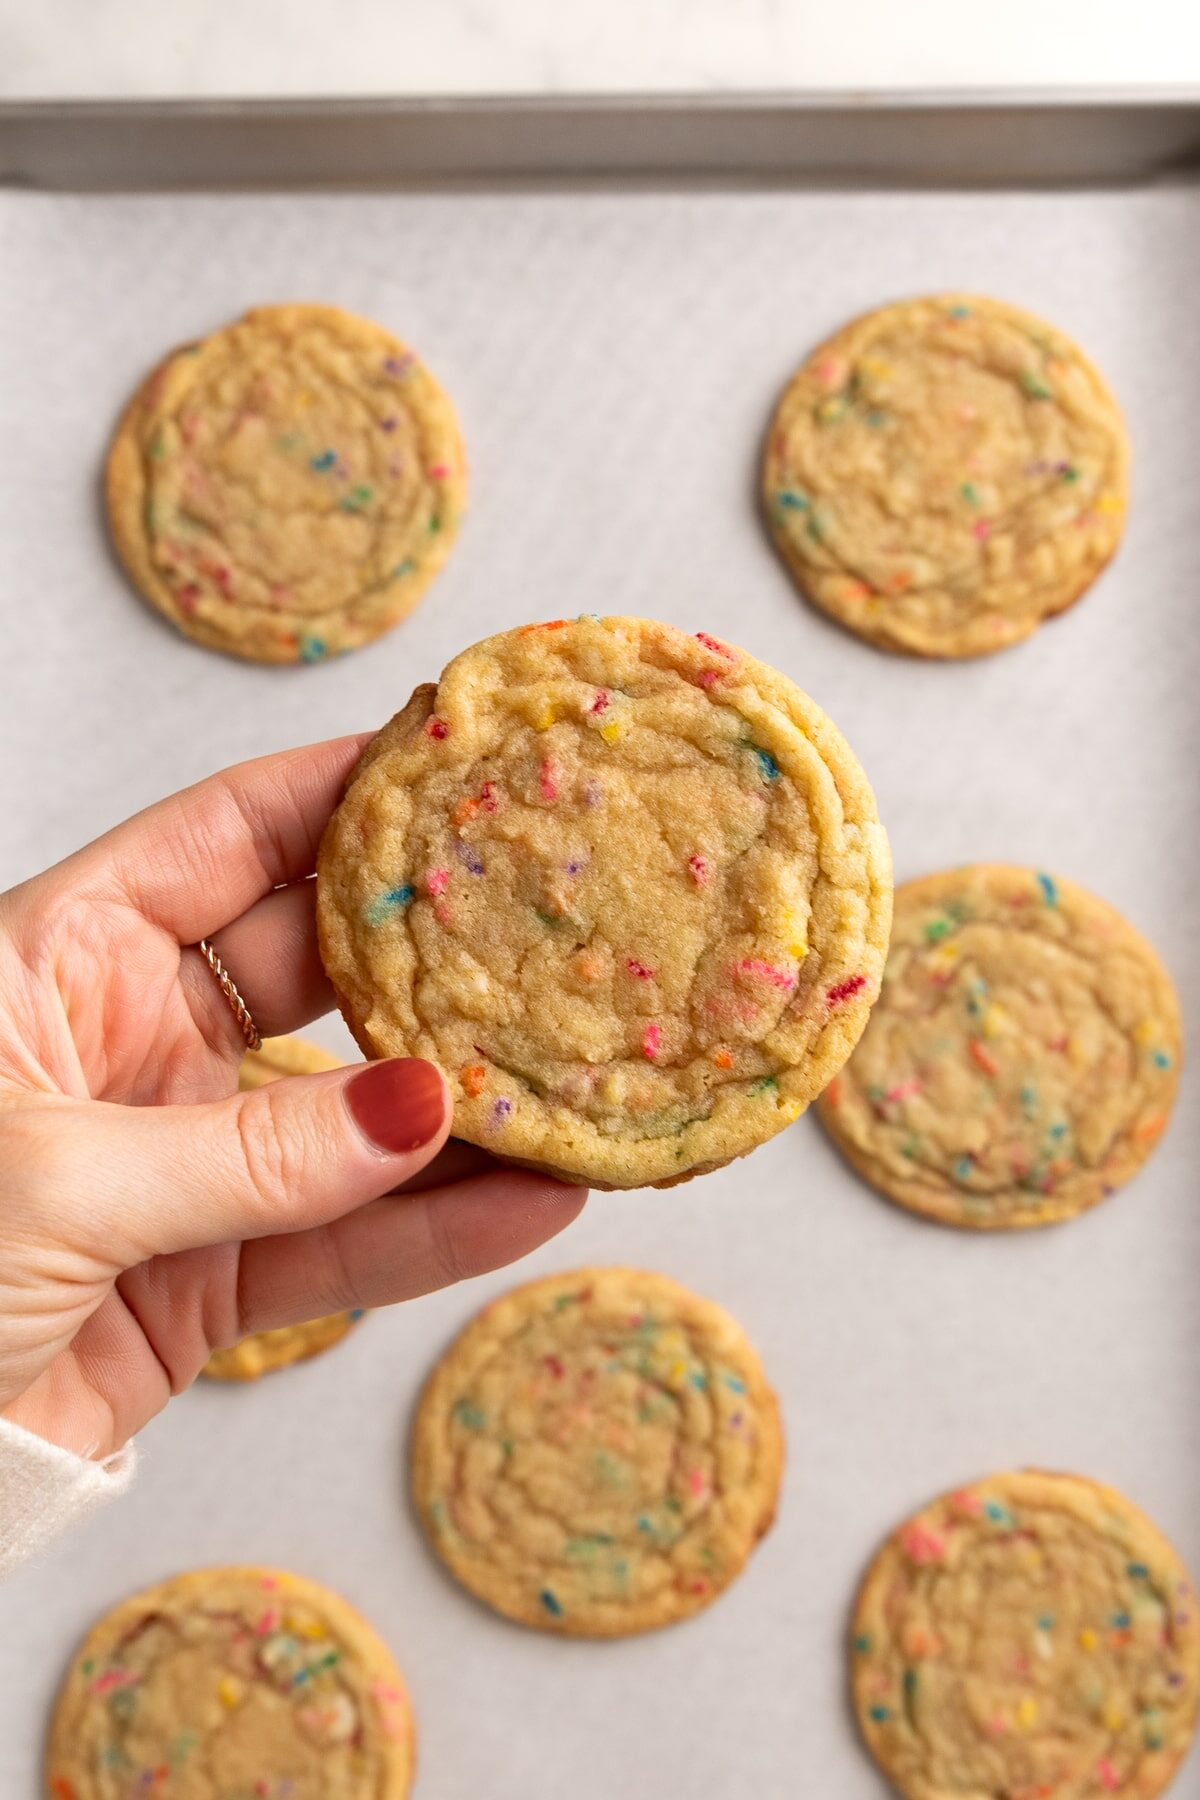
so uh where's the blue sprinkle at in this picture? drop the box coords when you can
[1037,1613,1055,1630]
[722,1373,747,1394]
[299,636,327,663]
[689,1370,708,1391]
[748,745,780,781]
[948,304,972,318]
[540,1589,564,1617]
[903,1669,917,1695]
[854,1633,872,1654]
[347,1309,366,1321]
[1112,1611,1131,1628]
[954,1156,973,1181]
[868,1705,889,1722]
[310,449,337,471]
[1049,1122,1067,1139]
[637,1516,654,1533]
[391,558,416,579]
[366,883,414,925]
[776,490,809,511]
[1037,872,1058,906]
[1127,1563,1150,1579]
[1153,1050,1171,1069]
[984,1501,1011,1524]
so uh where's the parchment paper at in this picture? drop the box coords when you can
[1,181,1199,1797]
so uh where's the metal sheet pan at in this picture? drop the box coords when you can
[2,97,1199,1799]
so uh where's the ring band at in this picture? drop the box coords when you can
[196,939,263,1052]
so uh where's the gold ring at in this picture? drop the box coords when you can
[196,939,262,1052]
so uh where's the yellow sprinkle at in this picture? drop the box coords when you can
[1133,1019,1159,1048]
[982,1003,1008,1039]
[286,1611,326,1639]
[294,390,314,411]
[860,356,894,381]
[218,1676,243,1709]
[599,722,623,745]
[1095,494,1124,514]
[534,705,557,732]
[668,1360,687,1383]
[1103,1701,1124,1732]
[1079,1628,1098,1652]
[788,942,809,961]
[1016,1697,1038,1730]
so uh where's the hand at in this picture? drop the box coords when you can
[0,736,586,1460]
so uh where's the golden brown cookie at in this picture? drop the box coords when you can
[316,614,892,1190]
[106,303,466,663]
[46,1566,415,1798]
[817,865,1180,1230]
[852,1471,1200,1800]
[202,1034,367,1381]
[763,294,1128,657]
[411,1267,783,1636]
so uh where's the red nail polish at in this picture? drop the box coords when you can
[346,1059,446,1154]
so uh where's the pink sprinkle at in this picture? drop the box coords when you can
[642,1023,662,1061]
[971,519,991,541]
[826,974,867,1006]
[544,1354,566,1380]
[697,670,720,688]
[426,869,449,897]
[259,1576,280,1590]
[695,631,736,660]
[884,1079,922,1103]
[429,462,450,479]
[539,758,560,803]
[738,958,796,991]
[480,780,499,812]
[985,1715,1007,1739]
[900,1524,946,1565]
[688,854,711,885]
[425,716,450,739]
[951,1489,983,1516]
[626,958,656,980]
[687,1469,707,1496]
[1097,1759,1120,1792]
[255,1608,281,1636]
[90,1669,140,1695]
[589,689,610,714]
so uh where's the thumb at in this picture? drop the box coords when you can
[51,1059,452,1263]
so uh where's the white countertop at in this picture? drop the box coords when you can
[2,0,1198,101]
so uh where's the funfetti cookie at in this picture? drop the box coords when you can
[412,1267,784,1636]
[316,614,892,1189]
[818,865,1180,1230]
[106,304,465,663]
[764,294,1128,657]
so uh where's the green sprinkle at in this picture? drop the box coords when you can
[339,483,374,512]
[453,1398,486,1430]
[148,432,166,461]
[805,514,825,545]
[391,558,416,579]
[948,304,971,319]
[500,1438,514,1457]
[540,1588,564,1617]
[865,409,888,427]
[750,1074,779,1096]
[923,916,952,943]
[903,1669,917,1696]
[901,1134,922,1160]
[429,515,442,533]
[82,1660,95,1676]
[854,1633,872,1654]
[1060,464,1079,482]
[1020,370,1054,401]
[960,482,980,505]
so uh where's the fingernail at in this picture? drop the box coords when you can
[345,1059,447,1154]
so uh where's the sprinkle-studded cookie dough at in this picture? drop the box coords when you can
[106,303,465,663]
[317,615,891,1189]
[852,1471,1200,1800]
[411,1267,783,1636]
[46,1567,415,1799]
[763,294,1128,657]
[202,1036,366,1381]
[817,865,1180,1230]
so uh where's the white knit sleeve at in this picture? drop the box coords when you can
[0,1416,136,1577]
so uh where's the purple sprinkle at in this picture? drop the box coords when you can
[1169,1672,1185,1687]
[565,857,586,875]
[583,779,603,808]
[388,460,404,478]
[380,416,398,432]
[492,1097,513,1126]
[384,353,415,378]
[730,1411,744,1429]
[455,841,485,876]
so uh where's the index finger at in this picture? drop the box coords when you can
[52,733,374,944]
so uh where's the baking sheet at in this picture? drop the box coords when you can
[2,182,1200,1797]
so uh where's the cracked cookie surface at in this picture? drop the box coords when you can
[817,865,1180,1230]
[316,615,891,1189]
[763,294,1128,657]
[106,303,465,663]
[47,1566,414,1798]
[851,1471,1200,1800]
[202,1036,365,1381]
[411,1267,783,1636]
